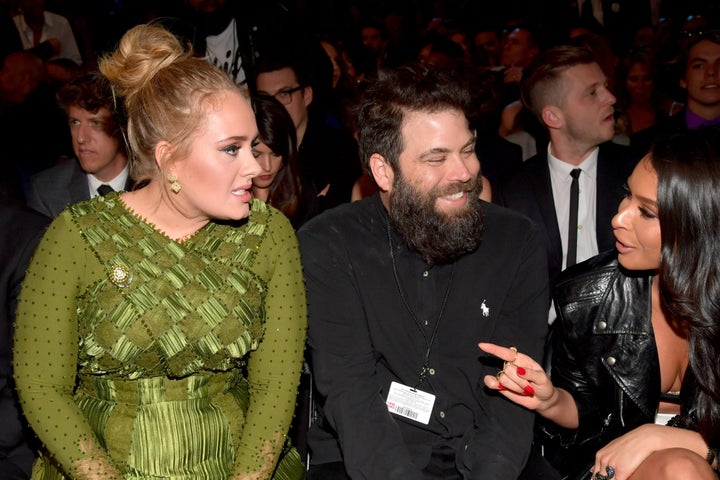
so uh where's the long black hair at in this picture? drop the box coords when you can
[654,126,720,448]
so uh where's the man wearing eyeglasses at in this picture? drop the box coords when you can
[254,51,362,216]
[256,66,312,146]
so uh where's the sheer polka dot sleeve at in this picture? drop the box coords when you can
[232,209,307,479]
[14,211,121,479]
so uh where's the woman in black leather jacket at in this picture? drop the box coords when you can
[480,127,720,480]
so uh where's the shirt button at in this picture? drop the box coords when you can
[428,368,436,376]
[439,411,445,418]
[578,224,583,230]
[598,321,607,330]
[422,271,429,277]
[606,356,616,366]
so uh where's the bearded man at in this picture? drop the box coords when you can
[297,65,550,480]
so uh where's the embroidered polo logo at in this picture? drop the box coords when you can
[481,300,490,317]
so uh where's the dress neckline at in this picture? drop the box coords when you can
[114,193,211,246]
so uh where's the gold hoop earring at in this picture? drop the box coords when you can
[167,173,181,193]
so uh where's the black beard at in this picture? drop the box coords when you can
[389,174,485,265]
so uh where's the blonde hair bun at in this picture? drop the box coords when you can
[98,22,239,180]
[100,23,189,104]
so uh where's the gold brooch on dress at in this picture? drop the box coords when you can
[109,264,133,288]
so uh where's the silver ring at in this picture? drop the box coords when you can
[594,466,615,480]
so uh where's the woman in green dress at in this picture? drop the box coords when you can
[14,23,307,480]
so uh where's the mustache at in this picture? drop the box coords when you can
[430,178,480,199]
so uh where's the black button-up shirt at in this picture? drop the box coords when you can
[298,194,549,479]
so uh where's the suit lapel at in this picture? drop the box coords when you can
[531,154,563,272]
[69,160,91,203]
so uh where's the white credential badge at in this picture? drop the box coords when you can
[386,381,436,425]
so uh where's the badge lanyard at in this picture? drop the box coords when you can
[387,216,455,389]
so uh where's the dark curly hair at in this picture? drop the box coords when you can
[357,63,471,180]
[56,71,115,116]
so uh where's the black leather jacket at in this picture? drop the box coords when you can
[540,250,691,478]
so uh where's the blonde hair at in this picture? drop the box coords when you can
[99,23,239,180]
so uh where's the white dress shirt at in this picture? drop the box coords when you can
[13,11,82,65]
[87,164,130,198]
[548,144,600,272]
[547,144,600,324]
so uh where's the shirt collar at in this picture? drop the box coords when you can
[42,11,55,28]
[547,142,598,181]
[87,163,130,196]
[375,193,401,241]
[17,11,53,29]
[14,14,29,33]
[685,108,720,130]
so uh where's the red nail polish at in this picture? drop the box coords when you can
[498,384,506,390]
[517,366,526,376]
[523,385,535,396]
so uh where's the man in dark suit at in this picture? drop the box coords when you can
[26,72,131,218]
[495,45,639,298]
[0,203,49,479]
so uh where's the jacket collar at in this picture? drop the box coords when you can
[593,266,652,335]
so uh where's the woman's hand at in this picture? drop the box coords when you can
[478,342,556,411]
[592,424,710,480]
[479,342,579,427]
[74,438,123,480]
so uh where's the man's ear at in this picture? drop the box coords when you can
[679,77,688,90]
[542,105,563,130]
[369,153,394,192]
[303,85,313,107]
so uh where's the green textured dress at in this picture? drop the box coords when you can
[14,194,307,480]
